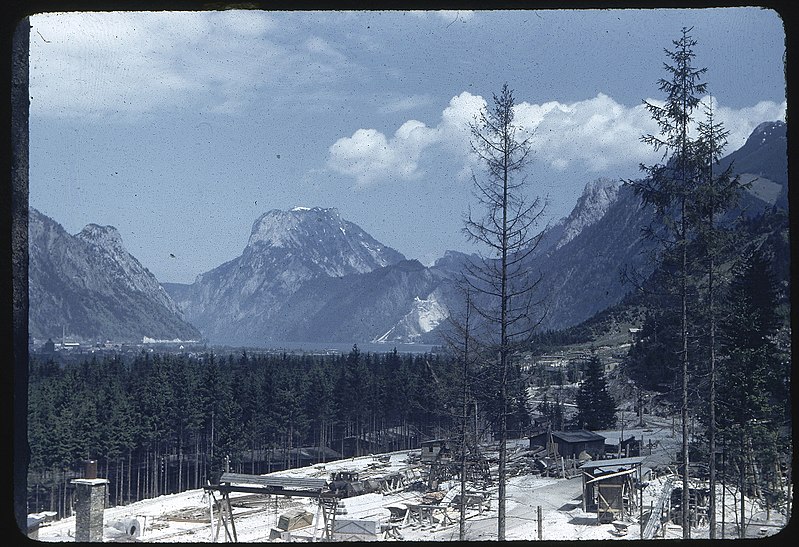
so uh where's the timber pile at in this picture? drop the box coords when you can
[421,490,446,505]
[162,506,210,523]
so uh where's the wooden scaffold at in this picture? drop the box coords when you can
[203,472,339,542]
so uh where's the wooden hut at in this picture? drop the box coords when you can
[580,456,646,523]
[530,430,606,459]
[420,439,452,463]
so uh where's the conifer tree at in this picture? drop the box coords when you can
[718,248,781,537]
[574,355,617,431]
[632,27,707,538]
[691,98,744,538]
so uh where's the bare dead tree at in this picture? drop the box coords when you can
[462,83,546,540]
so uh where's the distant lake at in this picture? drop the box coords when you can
[211,341,439,355]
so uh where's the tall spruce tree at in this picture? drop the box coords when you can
[718,248,781,537]
[690,98,743,538]
[632,27,707,538]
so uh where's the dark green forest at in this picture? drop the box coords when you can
[26,346,526,518]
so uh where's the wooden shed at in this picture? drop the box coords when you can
[420,439,452,463]
[530,430,606,459]
[580,456,646,523]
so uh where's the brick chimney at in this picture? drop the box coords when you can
[71,461,107,542]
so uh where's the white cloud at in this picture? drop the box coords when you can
[327,119,440,186]
[29,11,349,119]
[514,93,658,171]
[707,98,787,152]
[215,9,276,36]
[327,91,786,187]
[327,92,486,186]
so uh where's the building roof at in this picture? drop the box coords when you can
[579,456,646,472]
[551,430,606,443]
[218,472,327,491]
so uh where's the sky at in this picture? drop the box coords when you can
[27,8,787,284]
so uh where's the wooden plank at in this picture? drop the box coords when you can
[585,467,637,485]
[210,484,336,498]
[219,472,327,490]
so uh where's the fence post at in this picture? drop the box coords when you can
[537,505,542,540]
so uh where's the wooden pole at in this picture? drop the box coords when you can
[225,492,238,542]
[208,488,215,542]
[537,505,542,540]
[640,466,644,539]
[721,442,726,539]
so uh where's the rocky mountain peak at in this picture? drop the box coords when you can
[247,207,342,248]
[28,208,199,342]
[242,206,404,277]
[555,178,620,250]
[76,223,125,250]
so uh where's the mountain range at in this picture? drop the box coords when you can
[28,121,788,347]
[28,208,201,343]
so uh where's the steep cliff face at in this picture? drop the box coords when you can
[75,223,181,316]
[525,184,657,331]
[266,259,449,345]
[28,208,200,342]
[555,178,621,250]
[526,178,621,260]
[520,121,788,332]
[719,120,788,211]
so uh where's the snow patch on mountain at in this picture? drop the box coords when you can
[751,121,784,143]
[77,223,125,250]
[374,289,449,343]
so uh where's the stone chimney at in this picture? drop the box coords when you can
[72,461,107,542]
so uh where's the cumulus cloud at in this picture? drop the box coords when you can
[327,120,440,186]
[514,93,658,171]
[703,97,787,151]
[327,92,486,186]
[328,91,787,187]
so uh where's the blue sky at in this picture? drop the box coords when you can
[28,8,786,283]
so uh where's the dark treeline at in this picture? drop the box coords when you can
[27,346,480,517]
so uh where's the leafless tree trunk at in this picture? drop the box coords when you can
[463,83,546,540]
